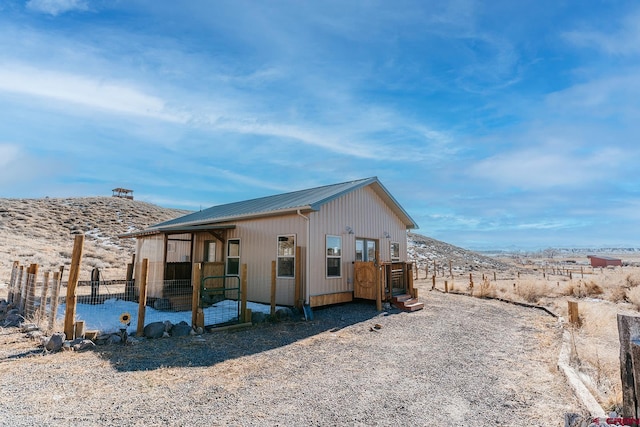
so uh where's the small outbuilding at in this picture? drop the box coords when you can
[123,177,418,311]
[587,255,622,268]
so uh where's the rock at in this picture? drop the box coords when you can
[3,312,25,327]
[163,320,173,332]
[275,307,293,320]
[45,332,66,352]
[107,334,122,344]
[143,321,167,339]
[21,323,39,333]
[170,321,192,337]
[26,330,44,340]
[251,311,268,324]
[153,298,171,311]
[72,339,96,351]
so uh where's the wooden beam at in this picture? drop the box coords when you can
[568,301,580,326]
[64,234,84,340]
[191,262,202,328]
[49,271,62,331]
[136,258,149,337]
[310,291,353,307]
[618,314,640,419]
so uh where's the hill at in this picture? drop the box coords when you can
[0,197,510,283]
[407,232,513,274]
[0,197,189,281]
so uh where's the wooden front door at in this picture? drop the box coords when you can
[354,261,378,300]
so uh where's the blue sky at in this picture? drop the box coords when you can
[0,0,638,250]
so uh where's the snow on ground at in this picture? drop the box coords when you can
[58,299,282,334]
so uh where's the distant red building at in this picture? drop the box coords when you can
[587,255,622,268]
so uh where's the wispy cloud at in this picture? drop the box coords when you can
[563,8,640,56]
[26,0,88,16]
[0,63,186,123]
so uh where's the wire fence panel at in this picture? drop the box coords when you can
[6,264,62,333]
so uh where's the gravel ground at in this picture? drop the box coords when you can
[0,281,582,426]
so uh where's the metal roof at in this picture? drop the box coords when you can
[144,177,418,233]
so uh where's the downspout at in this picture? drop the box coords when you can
[297,209,311,305]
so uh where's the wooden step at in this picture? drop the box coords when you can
[391,295,424,312]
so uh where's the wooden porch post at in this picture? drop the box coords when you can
[136,258,149,337]
[240,264,248,322]
[191,262,203,329]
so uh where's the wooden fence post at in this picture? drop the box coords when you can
[8,261,19,304]
[271,260,277,316]
[191,262,203,329]
[240,264,247,322]
[568,301,580,326]
[16,265,24,311]
[449,260,453,279]
[49,271,62,331]
[64,234,84,340]
[425,264,428,280]
[136,258,149,337]
[39,271,51,322]
[431,275,436,290]
[25,264,39,319]
[444,280,448,293]
[618,314,640,419]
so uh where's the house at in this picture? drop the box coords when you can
[124,177,418,311]
[587,255,622,268]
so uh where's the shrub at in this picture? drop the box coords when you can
[626,273,640,288]
[516,281,549,303]
[626,287,640,311]
[584,280,604,297]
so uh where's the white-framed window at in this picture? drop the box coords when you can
[226,239,240,276]
[390,242,400,261]
[326,235,342,277]
[277,235,296,278]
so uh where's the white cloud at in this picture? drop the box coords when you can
[469,143,624,190]
[0,143,20,168]
[0,63,186,123]
[26,0,88,16]
[563,9,640,56]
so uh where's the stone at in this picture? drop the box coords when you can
[275,307,293,320]
[72,339,96,351]
[153,298,171,311]
[21,323,39,333]
[143,321,167,339]
[45,332,66,352]
[170,321,192,337]
[26,330,44,340]
[107,334,122,344]
[251,311,268,324]
[3,312,25,327]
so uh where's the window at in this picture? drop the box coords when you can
[226,239,240,276]
[390,242,400,261]
[326,235,342,277]
[204,240,217,262]
[277,235,295,278]
[356,238,377,263]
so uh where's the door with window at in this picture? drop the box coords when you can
[354,238,378,300]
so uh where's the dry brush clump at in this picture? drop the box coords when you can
[514,280,549,303]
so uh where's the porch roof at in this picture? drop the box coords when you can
[119,224,235,238]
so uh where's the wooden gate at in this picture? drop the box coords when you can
[354,261,378,300]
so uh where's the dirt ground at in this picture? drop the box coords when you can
[0,279,581,427]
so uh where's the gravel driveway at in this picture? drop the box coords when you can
[0,282,580,426]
